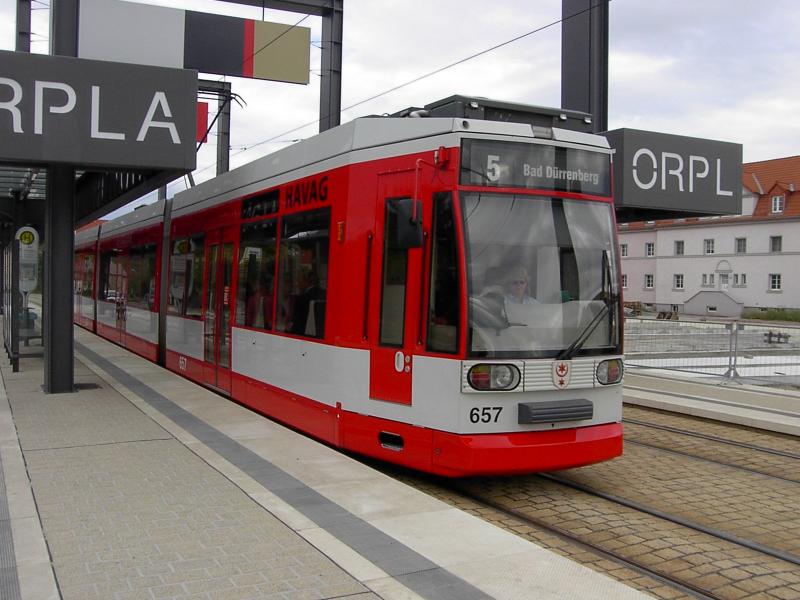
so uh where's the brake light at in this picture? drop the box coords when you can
[467,364,521,391]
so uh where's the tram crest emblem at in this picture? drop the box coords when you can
[552,360,571,389]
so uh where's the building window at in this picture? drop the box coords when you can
[621,274,628,289]
[704,239,715,254]
[644,274,654,289]
[707,305,718,313]
[741,273,747,286]
[769,273,782,291]
[673,274,684,290]
[770,235,782,253]
[702,273,708,286]
[620,243,628,257]
[645,242,655,257]
[709,273,715,286]
[772,195,785,213]
[735,237,747,254]
[671,304,679,312]
[674,240,684,256]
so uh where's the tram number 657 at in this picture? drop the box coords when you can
[469,407,503,423]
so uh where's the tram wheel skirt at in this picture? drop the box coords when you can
[341,411,622,478]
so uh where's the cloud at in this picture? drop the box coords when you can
[2,0,799,214]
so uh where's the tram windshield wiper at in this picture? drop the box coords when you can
[557,250,615,360]
[557,302,610,360]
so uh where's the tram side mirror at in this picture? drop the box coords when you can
[391,198,423,250]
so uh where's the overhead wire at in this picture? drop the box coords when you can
[228,0,608,162]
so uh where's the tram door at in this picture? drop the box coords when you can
[202,228,236,393]
[102,251,127,345]
[369,175,425,405]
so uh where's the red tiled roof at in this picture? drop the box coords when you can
[742,155,800,193]
[742,155,800,217]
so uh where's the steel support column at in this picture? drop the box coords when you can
[16,0,31,52]
[208,81,232,175]
[43,165,74,392]
[44,0,79,393]
[561,0,608,133]
[318,0,343,131]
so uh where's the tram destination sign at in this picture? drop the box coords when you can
[460,139,611,196]
[0,50,197,170]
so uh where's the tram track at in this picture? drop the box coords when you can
[380,403,800,600]
[538,472,800,567]
[441,478,721,600]
[432,469,800,600]
[623,416,800,461]
[622,437,800,485]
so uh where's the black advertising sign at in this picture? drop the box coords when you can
[460,139,612,196]
[0,50,197,170]
[606,128,742,214]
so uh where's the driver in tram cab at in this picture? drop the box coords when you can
[503,265,539,305]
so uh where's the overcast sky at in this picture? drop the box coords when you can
[2,0,799,211]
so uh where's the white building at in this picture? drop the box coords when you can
[618,155,800,317]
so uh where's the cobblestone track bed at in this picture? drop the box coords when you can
[387,465,800,600]
[553,443,800,559]
[623,432,800,484]
[380,468,696,600]
[459,473,800,599]
[624,405,800,457]
[622,405,800,483]
[369,404,800,600]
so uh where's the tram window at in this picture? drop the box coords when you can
[235,219,277,330]
[380,199,409,347]
[427,193,459,353]
[168,234,205,318]
[76,253,94,298]
[99,251,127,302]
[275,208,330,338]
[127,244,157,310]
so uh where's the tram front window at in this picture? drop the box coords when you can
[463,193,621,358]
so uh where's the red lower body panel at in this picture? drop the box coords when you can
[429,423,623,477]
[74,314,95,331]
[340,411,622,477]
[164,358,622,478]
[94,322,158,362]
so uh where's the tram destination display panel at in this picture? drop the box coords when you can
[460,139,611,196]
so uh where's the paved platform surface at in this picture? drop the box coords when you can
[624,370,800,436]
[0,327,652,600]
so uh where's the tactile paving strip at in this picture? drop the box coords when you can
[77,341,493,600]
[0,451,22,600]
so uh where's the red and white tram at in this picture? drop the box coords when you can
[74,114,624,477]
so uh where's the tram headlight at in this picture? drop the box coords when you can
[467,364,521,391]
[596,358,623,385]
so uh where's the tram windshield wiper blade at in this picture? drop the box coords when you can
[558,249,615,360]
[557,302,610,360]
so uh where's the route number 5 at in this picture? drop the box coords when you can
[486,154,501,182]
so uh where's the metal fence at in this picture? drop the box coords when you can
[624,317,800,388]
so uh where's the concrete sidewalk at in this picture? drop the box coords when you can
[624,370,800,436]
[0,326,652,600]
